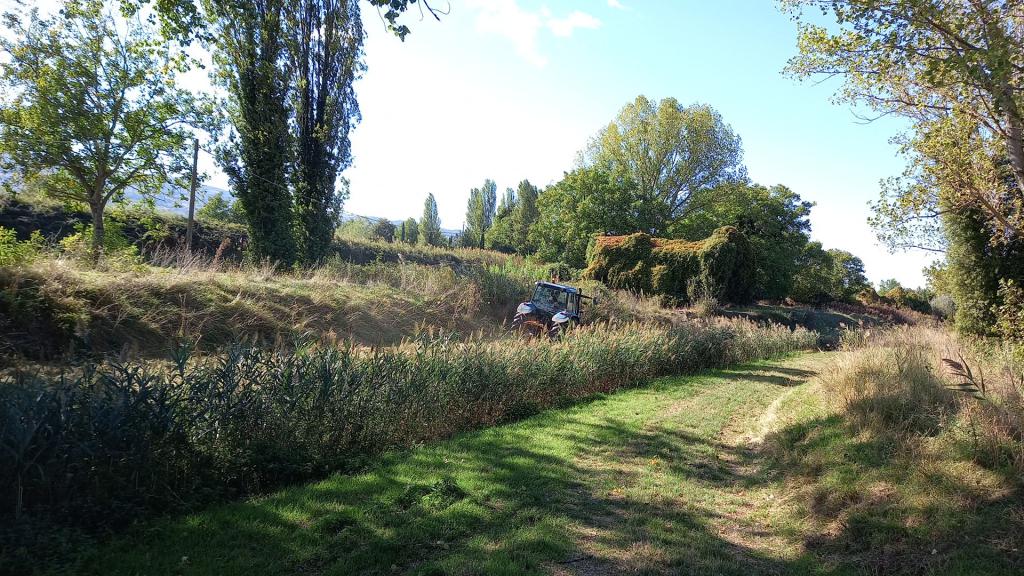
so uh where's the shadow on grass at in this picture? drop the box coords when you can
[73,378,819,575]
[69,360,1023,576]
[764,414,1024,576]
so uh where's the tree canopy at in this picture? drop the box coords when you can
[584,96,746,235]
[0,0,202,257]
[462,179,496,249]
[784,0,1024,335]
[673,183,814,300]
[784,0,1024,242]
[531,167,639,268]
[419,193,444,246]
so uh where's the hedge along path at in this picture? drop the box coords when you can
[70,352,833,576]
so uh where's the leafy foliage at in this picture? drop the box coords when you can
[461,179,497,249]
[584,95,746,234]
[531,167,640,268]
[996,279,1024,344]
[419,193,444,247]
[372,218,396,243]
[584,226,754,305]
[399,217,419,244]
[790,242,870,304]
[0,0,202,259]
[196,192,246,225]
[486,180,540,255]
[0,228,42,267]
[211,0,297,265]
[288,0,363,264]
[784,0,1024,240]
[673,182,813,300]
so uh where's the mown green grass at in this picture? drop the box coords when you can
[53,350,1023,576]
[58,355,823,576]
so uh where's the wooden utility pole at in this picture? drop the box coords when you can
[185,138,199,252]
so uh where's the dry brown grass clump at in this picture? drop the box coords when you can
[836,326,1024,473]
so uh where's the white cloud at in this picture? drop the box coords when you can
[467,0,546,66]
[465,0,601,67]
[607,0,627,10]
[546,10,602,38]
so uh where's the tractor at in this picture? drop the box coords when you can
[510,281,595,338]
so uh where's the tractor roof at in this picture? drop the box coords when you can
[535,281,579,294]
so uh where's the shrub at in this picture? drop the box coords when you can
[583,226,754,304]
[0,227,43,267]
[59,220,140,266]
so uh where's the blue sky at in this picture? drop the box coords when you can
[333,0,935,287]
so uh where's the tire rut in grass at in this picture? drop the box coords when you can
[557,354,829,575]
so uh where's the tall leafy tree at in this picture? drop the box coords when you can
[673,182,813,299]
[209,0,296,264]
[513,179,540,252]
[371,218,395,242]
[585,95,745,234]
[462,179,497,249]
[122,0,437,43]
[783,0,1024,334]
[0,0,201,259]
[287,0,364,264]
[487,179,542,254]
[486,187,519,253]
[531,167,638,267]
[419,193,443,246]
[783,0,1024,239]
[790,242,870,304]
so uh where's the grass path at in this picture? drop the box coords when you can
[73,353,835,575]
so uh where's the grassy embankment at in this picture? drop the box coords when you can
[43,327,1023,576]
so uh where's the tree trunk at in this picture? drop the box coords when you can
[90,201,105,262]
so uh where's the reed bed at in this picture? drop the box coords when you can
[0,318,815,557]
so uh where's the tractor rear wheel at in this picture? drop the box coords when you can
[511,314,546,338]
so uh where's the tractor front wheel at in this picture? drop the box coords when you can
[548,320,576,340]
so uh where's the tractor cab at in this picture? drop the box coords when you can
[512,281,594,338]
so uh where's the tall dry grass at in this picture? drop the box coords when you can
[0,252,674,357]
[826,326,1024,474]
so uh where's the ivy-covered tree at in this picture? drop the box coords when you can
[673,182,813,300]
[0,0,201,259]
[209,0,296,264]
[419,193,444,246]
[287,0,364,264]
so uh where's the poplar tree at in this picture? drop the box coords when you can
[419,193,444,246]
[287,0,363,264]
